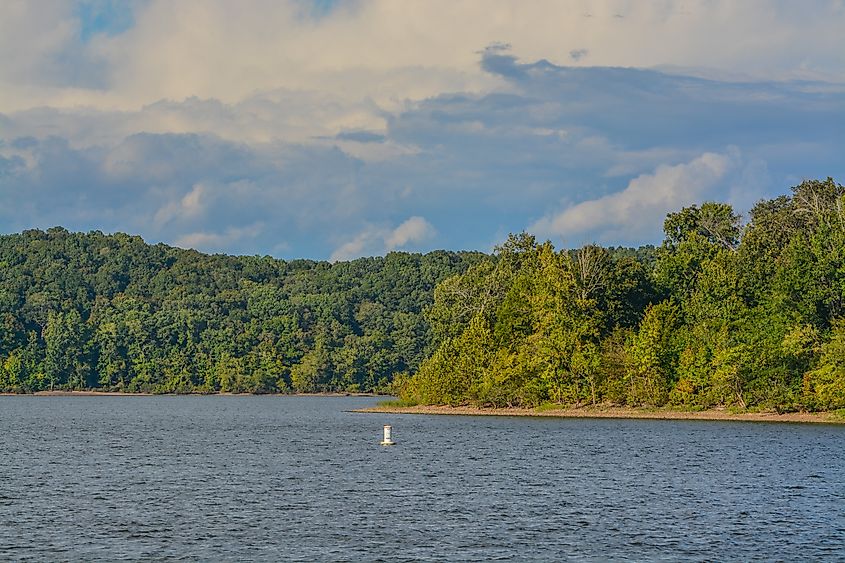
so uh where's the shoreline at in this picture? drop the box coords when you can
[356,404,845,424]
[0,391,382,398]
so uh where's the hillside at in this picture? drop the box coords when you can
[0,228,486,393]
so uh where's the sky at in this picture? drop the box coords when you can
[1,0,844,260]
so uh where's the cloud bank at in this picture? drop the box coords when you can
[1,1,844,257]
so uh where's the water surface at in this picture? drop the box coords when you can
[0,396,843,561]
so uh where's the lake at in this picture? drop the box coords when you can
[0,396,843,561]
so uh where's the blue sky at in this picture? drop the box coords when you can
[1,1,844,259]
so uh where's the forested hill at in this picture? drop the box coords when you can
[401,178,845,412]
[8,179,843,409]
[0,228,489,393]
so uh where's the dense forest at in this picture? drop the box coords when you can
[3,178,844,411]
[0,230,486,393]
[400,178,845,412]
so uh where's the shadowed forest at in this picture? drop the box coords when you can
[0,233,485,393]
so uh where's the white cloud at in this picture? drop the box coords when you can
[0,1,80,108]
[531,151,738,243]
[174,223,263,252]
[385,216,436,250]
[1,2,844,258]
[153,183,209,227]
[4,1,845,114]
[329,230,373,263]
[330,216,437,261]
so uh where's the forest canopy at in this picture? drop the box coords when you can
[1,178,844,412]
[400,178,845,412]
[0,230,485,393]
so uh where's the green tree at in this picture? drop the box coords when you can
[803,320,845,409]
[43,310,92,390]
[626,302,680,406]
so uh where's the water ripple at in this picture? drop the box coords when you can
[0,396,843,561]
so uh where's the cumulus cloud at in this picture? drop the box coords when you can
[4,0,845,113]
[153,183,209,227]
[2,57,844,256]
[330,217,437,261]
[329,231,373,263]
[1,2,845,258]
[385,216,436,250]
[174,223,264,252]
[531,151,738,243]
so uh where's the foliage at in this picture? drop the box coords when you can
[0,228,485,393]
[625,302,679,406]
[402,234,656,407]
[4,178,844,411]
[803,320,845,410]
[403,178,845,412]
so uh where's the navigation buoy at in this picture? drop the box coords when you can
[380,424,396,446]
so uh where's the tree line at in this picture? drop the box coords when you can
[0,228,485,393]
[400,178,845,412]
[3,178,843,410]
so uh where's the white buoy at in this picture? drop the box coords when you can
[380,424,396,446]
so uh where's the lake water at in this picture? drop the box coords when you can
[0,396,843,561]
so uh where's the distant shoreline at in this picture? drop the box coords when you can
[356,404,845,424]
[0,391,381,398]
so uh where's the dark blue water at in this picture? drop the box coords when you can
[0,396,843,561]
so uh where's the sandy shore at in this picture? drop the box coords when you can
[356,404,845,424]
